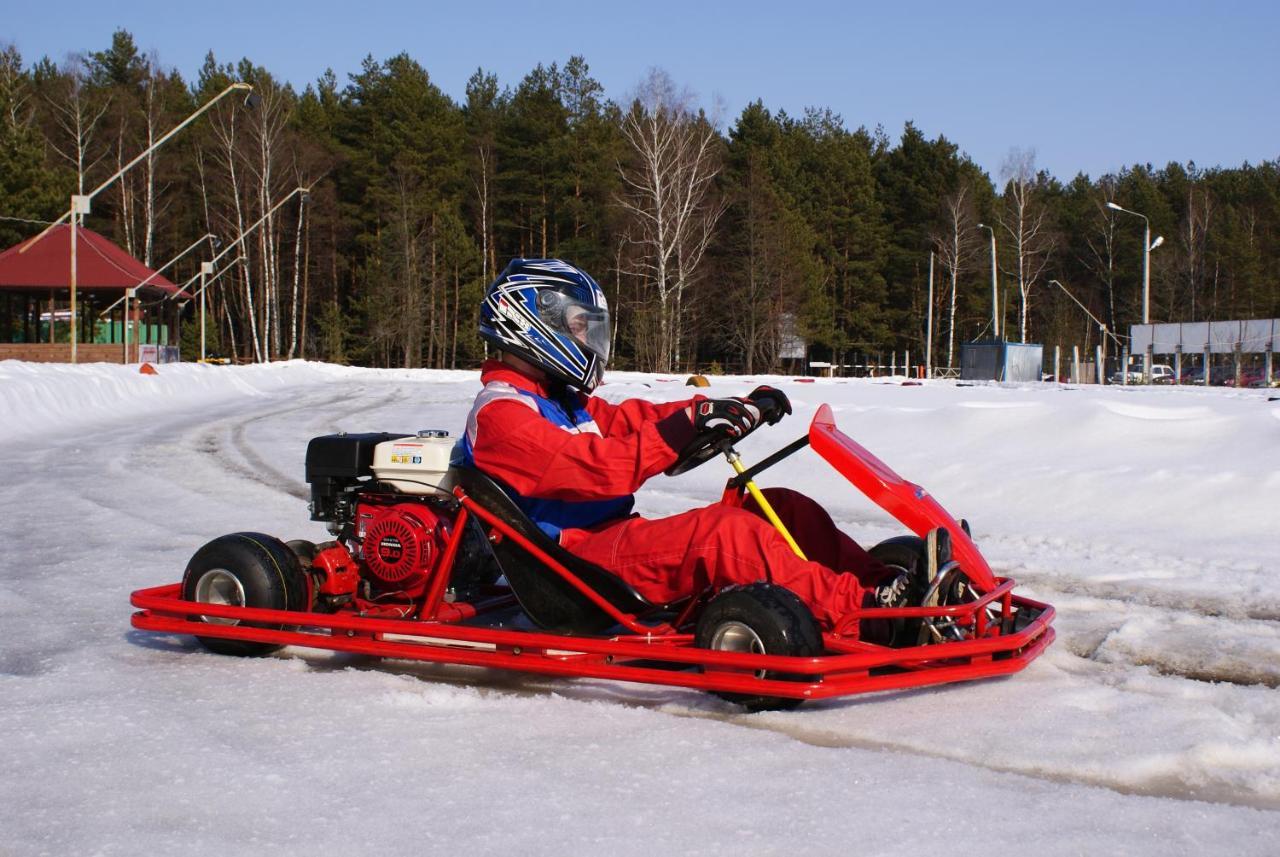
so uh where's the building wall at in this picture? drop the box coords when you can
[0,343,131,363]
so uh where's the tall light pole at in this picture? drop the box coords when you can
[19,82,256,364]
[186,258,247,361]
[925,250,934,379]
[977,223,999,340]
[170,185,312,362]
[97,232,220,363]
[1106,201,1164,381]
[1050,278,1125,381]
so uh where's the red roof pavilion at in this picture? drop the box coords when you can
[0,225,192,362]
[0,224,186,296]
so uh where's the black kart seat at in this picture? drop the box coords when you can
[450,466,653,633]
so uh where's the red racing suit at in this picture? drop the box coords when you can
[462,360,887,630]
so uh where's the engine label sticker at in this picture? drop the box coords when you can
[389,443,425,465]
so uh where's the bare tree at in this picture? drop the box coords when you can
[998,148,1055,342]
[206,102,260,360]
[45,57,110,195]
[137,56,176,268]
[1082,176,1121,334]
[244,76,291,359]
[1180,180,1213,320]
[615,69,725,371]
[0,45,31,134]
[932,183,976,367]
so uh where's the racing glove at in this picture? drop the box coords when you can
[745,385,792,425]
[693,398,761,438]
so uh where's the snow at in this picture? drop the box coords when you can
[2,358,1278,854]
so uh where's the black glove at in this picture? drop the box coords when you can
[693,398,761,438]
[745,385,791,425]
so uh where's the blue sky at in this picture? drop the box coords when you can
[7,0,1278,181]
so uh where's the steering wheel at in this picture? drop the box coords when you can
[665,420,765,477]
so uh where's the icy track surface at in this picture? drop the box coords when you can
[1,359,1278,855]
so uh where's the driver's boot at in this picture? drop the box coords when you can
[918,527,964,644]
[921,527,952,608]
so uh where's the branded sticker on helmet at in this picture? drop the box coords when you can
[495,296,527,327]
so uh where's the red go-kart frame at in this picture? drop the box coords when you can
[131,405,1055,703]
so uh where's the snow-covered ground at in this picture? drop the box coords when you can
[2,359,1278,855]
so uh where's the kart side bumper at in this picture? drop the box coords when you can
[131,584,1054,701]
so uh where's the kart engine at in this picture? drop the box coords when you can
[303,430,499,604]
[355,498,446,595]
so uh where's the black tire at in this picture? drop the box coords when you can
[695,583,822,712]
[180,532,309,657]
[866,535,927,648]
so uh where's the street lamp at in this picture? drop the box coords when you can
[172,256,246,361]
[925,250,934,379]
[97,232,220,362]
[1106,201,1164,381]
[168,185,312,362]
[976,223,999,339]
[1049,279,1125,382]
[19,82,255,364]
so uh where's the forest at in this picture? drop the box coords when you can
[2,30,1277,372]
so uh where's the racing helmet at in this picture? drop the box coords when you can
[479,258,611,391]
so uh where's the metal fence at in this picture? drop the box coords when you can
[1131,320,1279,354]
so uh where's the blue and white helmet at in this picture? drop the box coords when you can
[479,258,611,391]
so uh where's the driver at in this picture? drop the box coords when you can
[459,258,920,635]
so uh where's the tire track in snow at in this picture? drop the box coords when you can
[288,648,1280,813]
[1023,588,1280,689]
[1007,568,1280,623]
[671,706,1280,812]
[189,387,405,500]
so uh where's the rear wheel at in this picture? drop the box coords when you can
[695,583,822,712]
[181,532,309,657]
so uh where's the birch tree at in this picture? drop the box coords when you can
[931,183,976,367]
[998,148,1055,342]
[45,58,110,196]
[616,69,725,371]
[1082,176,1122,334]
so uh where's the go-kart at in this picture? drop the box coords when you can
[130,404,1055,710]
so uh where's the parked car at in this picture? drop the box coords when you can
[1225,368,1272,388]
[1109,363,1175,384]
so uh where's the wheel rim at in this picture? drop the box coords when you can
[192,568,245,626]
[710,620,767,678]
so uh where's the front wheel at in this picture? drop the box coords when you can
[180,532,309,657]
[695,583,822,711]
[866,536,927,647]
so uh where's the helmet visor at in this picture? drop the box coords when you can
[541,290,611,363]
[562,303,611,363]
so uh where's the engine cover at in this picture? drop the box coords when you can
[357,501,443,592]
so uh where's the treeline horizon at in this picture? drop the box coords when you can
[1,30,1277,371]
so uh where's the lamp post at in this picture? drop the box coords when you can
[1106,201,1164,381]
[171,185,312,362]
[1049,278,1125,382]
[181,257,245,361]
[19,82,255,364]
[98,232,220,363]
[199,261,214,361]
[925,250,934,379]
[976,223,999,340]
